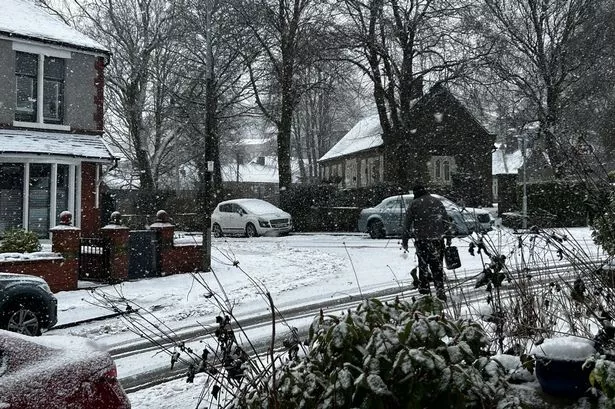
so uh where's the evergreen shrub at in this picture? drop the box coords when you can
[519,181,587,227]
[241,297,518,409]
[0,229,42,253]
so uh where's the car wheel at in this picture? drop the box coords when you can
[368,220,385,239]
[212,223,223,238]
[3,303,41,336]
[245,223,258,238]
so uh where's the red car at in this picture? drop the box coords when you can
[0,330,130,409]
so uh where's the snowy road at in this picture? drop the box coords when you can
[45,228,606,407]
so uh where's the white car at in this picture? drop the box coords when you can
[211,198,292,237]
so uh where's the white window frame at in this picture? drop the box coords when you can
[430,155,455,185]
[12,42,71,131]
[0,158,80,237]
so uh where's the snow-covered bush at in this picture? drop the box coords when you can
[588,189,615,256]
[0,228,41,253]
[240,296,519,409]
[589,357,615,407]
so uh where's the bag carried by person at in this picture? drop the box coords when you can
[444,245,461,269]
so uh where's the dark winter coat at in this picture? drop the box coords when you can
[402,193,450,244]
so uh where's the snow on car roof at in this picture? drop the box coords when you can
[226,198,283,214]
[0,0,108,53]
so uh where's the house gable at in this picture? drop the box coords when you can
[0,0,112,238]
[318,85,494,205]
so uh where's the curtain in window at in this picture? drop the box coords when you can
[28,164,51,237]
[15,52,38,122]
[0,164,24,236]
[43,57,64,123]
[56,164,70,223]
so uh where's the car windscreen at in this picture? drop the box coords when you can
[240,200,281,215]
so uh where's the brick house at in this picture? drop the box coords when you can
[318,85,495,206]
[0,0,114,238]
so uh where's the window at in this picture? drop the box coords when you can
[0,164,24,234]
[345,160,357,188]
[43,57,65,123]
[0,162,77,238]
[29,164,51,237]
[430,156,456,185]
[15,51,65,125]
[56,164,70,222]
[15,52,38,122]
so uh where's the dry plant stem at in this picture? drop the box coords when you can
[267,291,279,409]
[344,241,364,299]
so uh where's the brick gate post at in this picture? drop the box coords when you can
[101,211,129,282]
[148,210,175,274]
[49,210,80,290]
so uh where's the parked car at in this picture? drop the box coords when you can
[211,198,292,237]
[357,194,482,239]
[0,273,57,336]
[0,330,131,408]
[462,207,495,233]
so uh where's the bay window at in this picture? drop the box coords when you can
[0,162,77,238]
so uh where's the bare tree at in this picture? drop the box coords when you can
[292,64,369,183]
[337,0,485,188]
[476,0,606,177]
[171,0,256,270]
[231,0,336,204]
[71,0,180,213]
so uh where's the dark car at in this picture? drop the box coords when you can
[0,330,131,408]
[0,272,58,336]
[357,194,479,239]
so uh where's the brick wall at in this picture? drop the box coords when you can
[0,257,77,293]
[81,162,99,236]
[159,245,202,275]
[0,212,205,293]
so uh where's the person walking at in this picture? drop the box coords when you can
[401,184,452,301]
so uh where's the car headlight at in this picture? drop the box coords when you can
[258,219,270,228]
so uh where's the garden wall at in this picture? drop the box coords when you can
[0,211,203,292]
[0,256,76,293]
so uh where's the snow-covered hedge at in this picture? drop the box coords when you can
[240,297,519,409]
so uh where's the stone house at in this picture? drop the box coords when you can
[318,85,495,206]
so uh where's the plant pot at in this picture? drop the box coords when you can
[535,356,593,398]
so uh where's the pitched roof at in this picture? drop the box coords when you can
[0,129,114,161]
[318,85,494,163]
[318,115,383,162]
[0,0,108,54]
[221,156,303,184]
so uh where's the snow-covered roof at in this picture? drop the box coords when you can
[492,148,528,175]
[0,129,114,162]
[319,115,382,162]
[221,156,302,184]
[0,0,108,54]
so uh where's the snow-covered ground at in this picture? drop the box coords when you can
[46,227,607,408]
